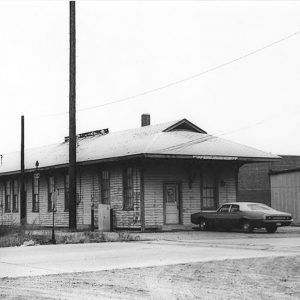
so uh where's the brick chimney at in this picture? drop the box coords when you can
[141,114,150,127]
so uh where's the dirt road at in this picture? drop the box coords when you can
[0,256,299,299]
[0,236,299,278]
[0,230,299,299]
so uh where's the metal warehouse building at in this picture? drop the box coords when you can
[270,168,300,225]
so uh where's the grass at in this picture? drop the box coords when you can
[0,225,140,247]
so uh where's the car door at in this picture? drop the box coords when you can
[227,204,241,229]
[214,204,231,229]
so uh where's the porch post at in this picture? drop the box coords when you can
[139,163,145,232]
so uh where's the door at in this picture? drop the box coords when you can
[214,204,231,229]
[164,183,180,225]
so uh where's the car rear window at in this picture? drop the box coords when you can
[247,204,273,212]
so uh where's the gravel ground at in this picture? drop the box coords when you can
[0,255,299,300]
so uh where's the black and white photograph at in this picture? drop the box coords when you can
[0,0,299,299]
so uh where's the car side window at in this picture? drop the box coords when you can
[218,204,230,213]
[230,205,239,213]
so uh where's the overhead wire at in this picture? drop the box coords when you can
[37,29,300,117]
[158,109,300,152]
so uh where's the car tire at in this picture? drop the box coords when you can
[242,220,253,233]
[199,218,208,231]
[266,225,277,233]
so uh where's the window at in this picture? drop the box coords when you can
[5,181,11,212]
[100,170,110,204]
[12,179,18,212]
[218,204,230,213]
[202,173,217,210]
[48,176,55,212]
[64,174,69,211]
[123,167,134,210]
[230,204,239,213]
[32,174,39,212]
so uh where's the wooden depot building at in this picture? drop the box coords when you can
[0,115,278,230]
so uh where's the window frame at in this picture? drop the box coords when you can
[47,175,55,212]
[32,174,40,212]
[122,167,134,211]
[100,170,110,204]
[201,172,218,210]
[12,179,19,213]
[5,181,11,213]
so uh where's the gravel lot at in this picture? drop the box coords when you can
[0,255,299,300]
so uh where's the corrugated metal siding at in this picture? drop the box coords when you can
[271,171,300,225]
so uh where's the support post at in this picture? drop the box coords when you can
[140,164,145,232]
[20,115,26,225]
[91,200,94,232]
[69,0,77,230]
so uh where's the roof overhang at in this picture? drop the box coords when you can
[0,153,280,177]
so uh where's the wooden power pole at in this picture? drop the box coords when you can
[69,0,77,230]
[20,115,26,225]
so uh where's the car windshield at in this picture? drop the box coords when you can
[246,204,274,212]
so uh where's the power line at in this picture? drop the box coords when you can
[159,109,300,152]
[41,29,300,117]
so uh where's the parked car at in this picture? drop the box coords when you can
[191,202,293,233]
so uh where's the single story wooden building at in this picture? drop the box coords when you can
[0,116,278,230]
[270,168,300,225]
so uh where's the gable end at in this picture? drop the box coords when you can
[163,119,207,134]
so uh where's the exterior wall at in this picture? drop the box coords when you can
[270,171,300,225]
[0,160,236,230]
[143,161,236,229]
[0,164,142,229]
[238,155,300,206]
[0,180,20,225]
[110,166,141,229]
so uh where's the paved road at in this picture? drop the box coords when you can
[0,234,299,278]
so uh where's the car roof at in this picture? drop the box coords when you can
[222,202,268,205]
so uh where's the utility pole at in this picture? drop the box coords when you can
[20,115,26,225]
[69,0,77,230]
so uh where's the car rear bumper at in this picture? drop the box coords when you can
[257,220,293,227]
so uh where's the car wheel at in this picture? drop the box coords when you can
[242,220,253,233]
[266,225,277,233]
[199,218,208,231]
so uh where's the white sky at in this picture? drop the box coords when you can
[0,1,300,156]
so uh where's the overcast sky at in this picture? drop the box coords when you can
[0,1,300,156]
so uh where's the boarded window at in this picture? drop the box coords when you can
[64,174,69,211]
[12,179,18,212]
[123,167,134,210]
[32,174,39,212]
[5,181,11,213]
[100,170,110,204]
[202,172,217,210]
[48,176,55,212]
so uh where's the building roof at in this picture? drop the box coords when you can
[0,119,279,175]
[269,167,300,175]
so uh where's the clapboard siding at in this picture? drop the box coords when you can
[218,167,237,205]
[144,162,237,228]
[110,166,141,229]
[0,160,237,230]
